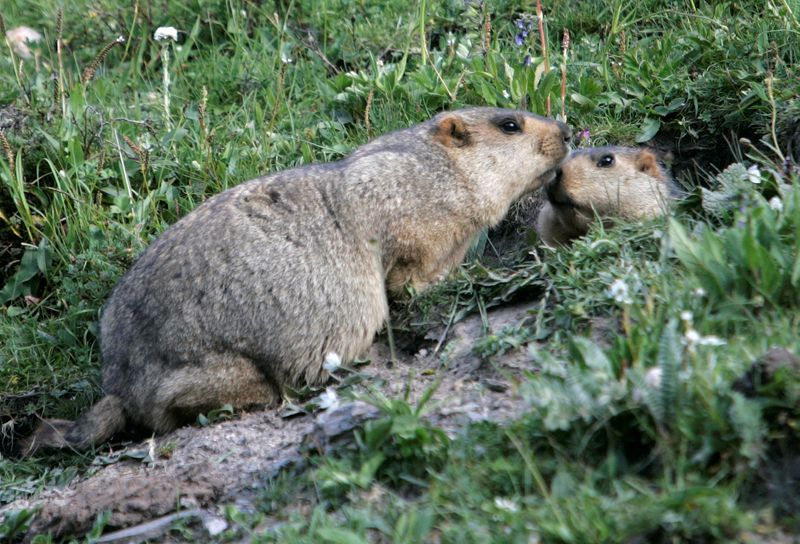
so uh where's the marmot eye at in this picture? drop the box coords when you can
[597,154,615,167]
[499,119,522,134]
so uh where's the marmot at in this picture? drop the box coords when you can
[25,108,570,454]
[536,146,677,246]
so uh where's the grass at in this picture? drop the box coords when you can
[1,0,800,541]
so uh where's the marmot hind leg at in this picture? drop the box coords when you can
[150,352,282,432]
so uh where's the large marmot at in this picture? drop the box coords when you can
[25,108,570,453]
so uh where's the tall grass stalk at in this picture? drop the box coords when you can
[536,0,550,116]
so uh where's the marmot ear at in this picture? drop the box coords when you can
[636,149,661,178]
[434,114,470,148]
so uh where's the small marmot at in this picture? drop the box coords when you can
[25,108,570,454]
[536,146,677,246]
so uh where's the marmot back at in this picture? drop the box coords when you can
[24,108,570,454]
[536,146,677,246]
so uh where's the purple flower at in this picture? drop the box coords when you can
[514,18,534,47]
[523,54,532,67]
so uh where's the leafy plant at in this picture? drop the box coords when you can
[314,381,448,499]
[670,179,800,309]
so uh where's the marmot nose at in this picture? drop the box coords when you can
[557,122,572,144]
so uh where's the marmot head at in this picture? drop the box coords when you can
[545,146,676,221]
[431,108,571,226]
[536,146,678,246]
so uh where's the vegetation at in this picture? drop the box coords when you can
[1,0,799,541]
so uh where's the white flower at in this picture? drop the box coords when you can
[154,26,179,42]
[204,517,228,536]
[684,329,702,346]
[323,351,341,373]
[6,26,42,59]
[502,90,511,100]
[685,328,726,348]
[680,311,693,323]
[693,287,707,298]
[494,497,519,513]
[699,335,726,346]
[281,51,293,64]
[769,196,783,212]
[318,387,340,410]
[607,278,632,304]
[644,367,662,389]
[191,160,202,170]
[747,164,761,184]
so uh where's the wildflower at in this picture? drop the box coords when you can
[204,517,228,536]
[154,26,179,42]
[494,497,519,513]
[81,36,126,84]
[684,329,701,346]
[6,26,42,59]
[502,90,511,100]
[191,160,202,170]
[607,278,632,304]
[680,310,693,323]
[769,196,783,212]
[323,351,342,373]
[698,335,726,346]
[685,328,726,348]
[693,287,706,298]
[523,54,532,67]
[747,164,761,184]
[446,33,456,47]
[318,387,340,410]
[644,367,662,389]
[514,18,534,47]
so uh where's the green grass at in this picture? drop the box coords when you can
[2,0,800,541]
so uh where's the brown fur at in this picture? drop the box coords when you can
[24,108,569,454]
[536,146,676,246]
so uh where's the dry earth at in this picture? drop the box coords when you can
[1,302,541,542]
